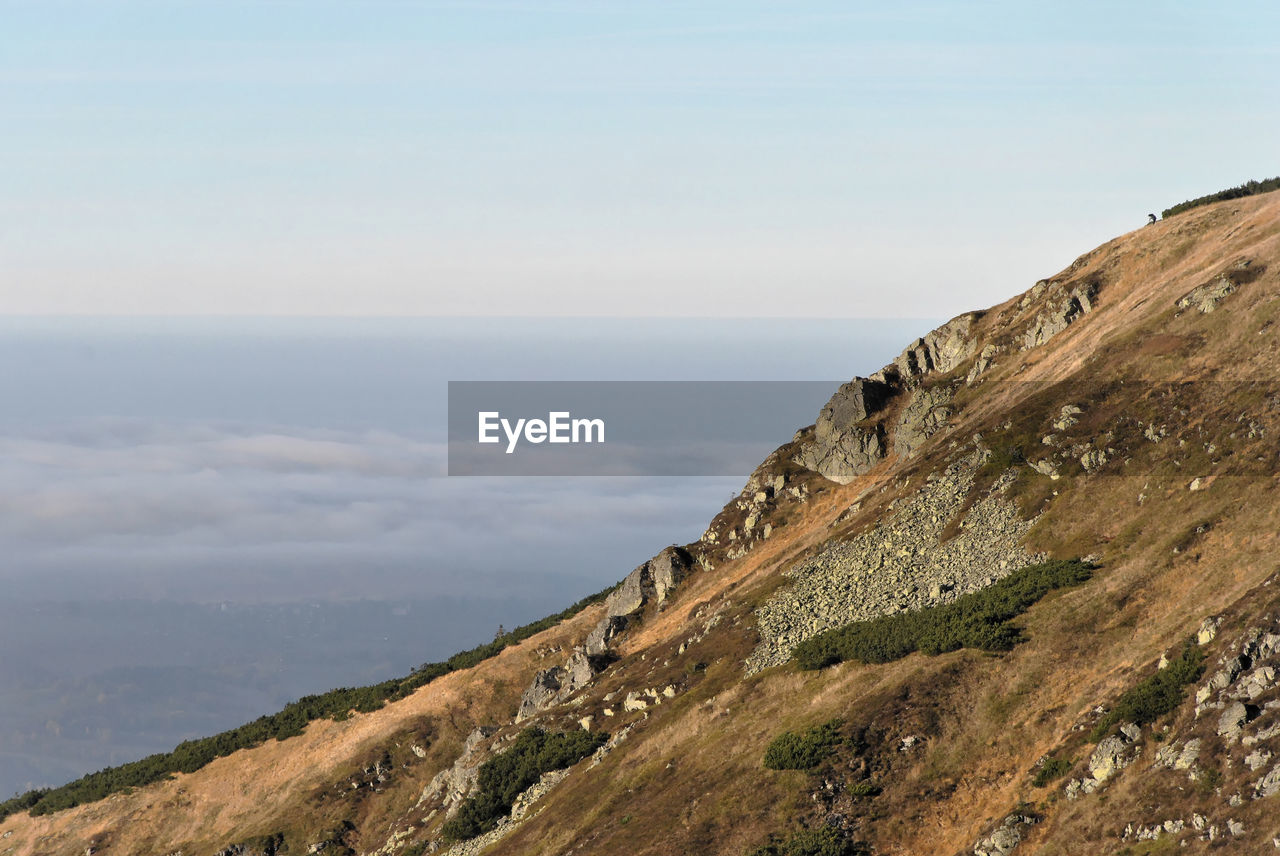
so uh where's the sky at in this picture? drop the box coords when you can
[4,1,1279,317]
[2,0,1280,797]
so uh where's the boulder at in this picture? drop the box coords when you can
[1089,726,1139,782]
[516,666,567,722]
[1218,701,1257,740]
[794,378,892,483]
[1255,763,1280,798]
[1177,275,1236,314]
[795,422,886,484]
[1197,616,1220,645]
[973,813,1037,856]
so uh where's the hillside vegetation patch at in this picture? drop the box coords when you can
[792,559,1095,670]
[0,587,614,821]
[441,727,607,841]
[1089,639,1204,742]
[763,719,845,770]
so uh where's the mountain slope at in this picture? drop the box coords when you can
[4,190,1280,856]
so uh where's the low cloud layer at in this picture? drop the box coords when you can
[1,419,737,602]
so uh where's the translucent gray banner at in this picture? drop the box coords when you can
[447,381,838,476]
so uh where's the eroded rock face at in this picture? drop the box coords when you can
[893,386,954,458]
[516,666,567,722]
[584,616,628,658]
[795,421,885,484]
[794,379,891,483]
[1154,738,1201,771]
[1217,701,1256,740]
[604,545,693,621]
[795,315,981,483]
[875,313,981,385]
[1022,281,1098,350]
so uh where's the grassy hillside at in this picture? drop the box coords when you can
[3,188,1280,856]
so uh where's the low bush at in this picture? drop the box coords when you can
[749,826,868,856]
[1089,639,1204,742]
[441,727,607,841]
[1032,757,1072,787]
[792,559,1095,670]
[763,719,845,771]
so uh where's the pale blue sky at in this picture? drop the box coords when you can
[3,1,1278,316]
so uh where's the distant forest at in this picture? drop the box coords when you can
[0,585,614,822]
[1163,176,1280,218]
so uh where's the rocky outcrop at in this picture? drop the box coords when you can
[794,421,885,484]
[1088,723,1141,782]
[973,812,1037,856]
[1217,701,1255,740]
[215,837,286,856]
[1154,738,1201,771]
[1022,280,1098,350]
[418,726,498,813]
[516,649,606,722]
[874,312,981,386]
[1065,723,1141,799]
[519,546,694,721]
[516,666,569,722]
[1177,275,1236,314]
[795,315,980,483]
[748,453,1045,672]
[794,379,891,483]
[584,546,693,656]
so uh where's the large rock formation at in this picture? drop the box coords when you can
[585,545,694,656]
[1022,280,1098,350]
[874,312,981,385]
[795,314,978,483]
[519,546,695,720]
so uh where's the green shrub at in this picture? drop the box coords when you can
[749,826,868,856]
[845,781,881,798]
[0,585,616,822]
[763,719,845,770]
[792,559,1095,670]
[441,727,607,841]
[1032,757,1072,787]
[1162,177,1280,218]
[1089,639,1204,742]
